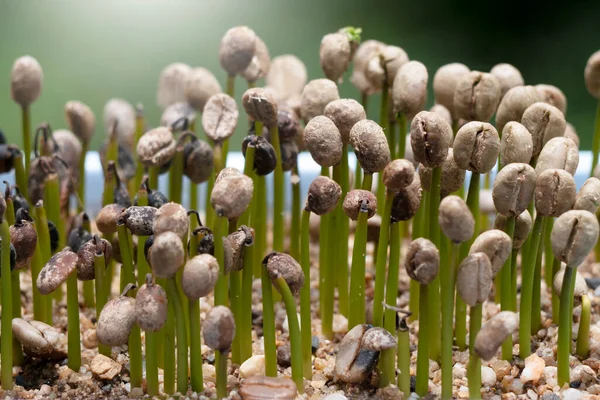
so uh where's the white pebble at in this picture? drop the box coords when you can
[543,366,558,388]
[562,388,584,400]
[239,355,265,378]
[521,353,545,383]
[481,366,497,387]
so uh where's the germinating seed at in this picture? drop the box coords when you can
[534,169,576,217]
[500,122,533,166]
[433,62,470,118]
[153,202,189,241]
[156,63,191,110]
[360,327,397,351]
[277,109,301,142]
[456,252,493,306]
[490,63,524,97]
[202,93,239,143]
[184,67,222,112]
[469,230,512,275]
[306,176,342,216]
[224,225,254,274]
[335,324,380,384]
[135,274,168,332]
[37,248,79,295]
[266,54,307,102]
[68,225,92,253]
[349,119,391,174]
[103,98,136,149]
[192,226,215,256]
[12,318,66,359]
[494,211,531,249]
[76,237,112,281]
[551,210,600,268]
[215,166,242,183]
[64,100,96,145]
[392,61,428,120]
[391,172,422,222]
[410,110,452,168]
[343,189,377,220]
[320,32,352,83]
[405,238,440,285]
[536,84,567,115]
[304,115,343,167]
[97,284,137,346]
[585,50,600,98]
[183,138,214,184]
[418,149,466,197]
[149,231,185,279]
[522,102,567,157]
[279,141,298,171]
[439,195,475,244]
[573,177,600,213]
[96,204,125,236]
[239,375,297,400]
[203,305,236,351]
[474,311,519,361]
[496,85,541,133]
[453,71,501,122]
[242,87,279,127]
[120,206,157,236]
[264,251,304,297]
[136,127,176,168]
[382,159,415,191]
[11,55,43,107]
[564,123,580,148]
[10,210,37,270]
[242,135,277,176]
[492,163,537,217]
[160,102,196,128]
[241,35,271,83]
[324,99,366,145]
[535,137,579,176]
[300,79,340,123]
[182,253,219,300]
[453,121,500,174]
[379,45,409,87]
[219,26,257,76]
[429,104,453,126]
[211,174,254,220]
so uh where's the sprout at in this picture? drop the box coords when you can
[320,32,352,83]
[494,210,532,249]
[405,238,440,285]
[390,172,422,222]
[149,231,185,279]
[521,102,567,157]
[184,67,223,112]
[410,111,452,168]
[304,115,343,167]
[469,230,512,275]
[453,121,500,174]
[433,63,470,118]
[10,209,37,270]
[392,61,428,120]
[97,284,137,346]
[536,84,567,115]
[153,202,189,241]
[306,176,342,216]
[210,174,254,220]
[136,126,176,168]
[242,135,277,176]
[37,248,79,295]
[64,101,96,145]
[299,79,340,123]
[534,169,576,217]
[219,26,257,76]
[584,50,600,98]
[96,204,125,236]
[120,206,156,236]
[535,137,579,176]
[76,236,112,281]
[12,318,66,359]
[343,190,377,220]
[349,119,391,174]
[457,252,493,307]
[156,63,192,109]
[500,122,533,166]
[553,267,587,303]
[103,98,136,149]
[439,195,474,244]
[324,99,366,145]
[490,63,524,97]
[10,55,43,107]
[242,87,279,127]
[182,254,219,300]
[134,177,168,208]
[264,252,304,297]
[223,225,254,274]
[551,210,599,268]
[202,93,239,143]
[266,55,307,102]
[496,85,541,133]
[135,274,168,332]
[474,312,519,361]
[382,159,415,191]
[335,324,381,384]
[492,163,537,217]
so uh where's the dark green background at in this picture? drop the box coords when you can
[1,0,599,150]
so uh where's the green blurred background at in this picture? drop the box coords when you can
[1,0,599,150]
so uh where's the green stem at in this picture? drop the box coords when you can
[409,189,428,320]
[441,240,460,399]
[167,278,189,394]
[348,206,369,329]
[290,168,301,261]
[397,113,407,159]
[381,222,401,387]
[189,297,203,392]
[354,157,363,190]
[388,120,397,160]
[275,276,304,393]
[169,149,184,204]
[149,167,159,194]
[261,263,277,376]
[216,349,229,400]
[519,215,544,359]
[557,266,576,386]
[66,272,81,371]
[428,167,442,362]
[337,147,350,316]
[146,330,159,396]
[576,294,591,358]
[31,217,45,322]
[531,223,545,335]
[78,142,89,211]
[511,249,518,312]
[12,269,23,366]
[373,192,395,327]
[230,270,242,365]
[270,125,284,252]
[468,304,482,400]
[21,106,31,176]
[253,175,267,278]
[214,216,227,306]
[300,209,312,379]
[551,257,561,322]
[35,202,52,324]
[361,172,373,191]
[415,283,429,397]
[1,218,13,389]
[589,100,600,177]
[544,218,555,289]
[397,318,411,396]
[319,166,331,337]
[240,239,254,363]
[94,249,110,357]
[14,153,28,200]
[501,216,516,360]
[163,282,175,394]
[323,165,341,337]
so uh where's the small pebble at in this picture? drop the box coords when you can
[239,355,265,378]
[90,354,122,380]
[527,389,538,400]
[571,364,596,384]
[203,364,216,382]
[482,366,497,387]
[130,387,143,398]
[521,353,545,383]
[492,359,512,380]
[543,366,558,387]
[321,394,348,400]
[312,336,320,353]
[562,388,584,400]
[38,384,52,396]
[540,393,559,400]
[453,363,467,379]
[332,314,348,334]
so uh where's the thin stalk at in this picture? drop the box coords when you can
[468,304,483,400]
[21,106,31,176]
[12,269,23,366]
[205,171,216,229]
[519,215,545,359]
[323,165,342,337]
[77,142,89,211]
[441,240,460,399]
[30,218,45,322]
[376,80,389,211]
[230,270,242,364]
[415,283,429,397]
[337,147,350,316]
[500,216,516,360]
[216,349,229,400]
[361,172,372,191]
[134,106,146,192]
[261,263,277,376]
[373,191,395,327]
[348,205,369,329]
[300,209,312,379]
[149,167,159,193]
[290,168,301,260]
[94,249,110,357]
[456,172,480,350]
[275,276,304,393]
[551,257,561,322]
[576,294,591,358]
[531,225,545,334]
[1,218,13,389]
[14,153,28,200]
[167,278,189,394]
[66,272,81,371]
[557,266,576,386]
[146,330,159,396]
[589,100,600,177]
[389,120,397,160]
[380,221,401,387]
[398,317,411,396]
[254,175,267,278]
[428,167,442,361]
[214,216,227,306]
[169,150,184,204]
[409,189,428,320]
[544,218,555,289]
[319,166,331,337]
[511,249,518,311]
[162,278,175,394]
[270,125,284,252]
[189,297,203,392]
[397,113,407,159]
[35,202,52,324]
[240,240,254,363]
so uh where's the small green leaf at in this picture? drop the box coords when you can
[340,26,362,44]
